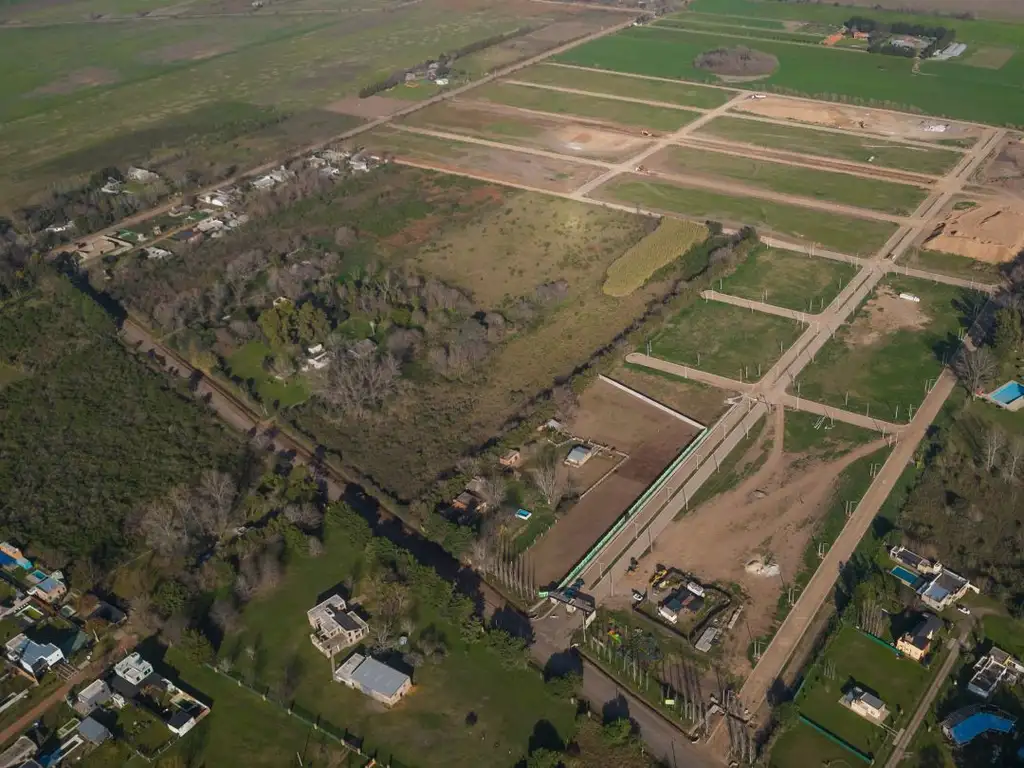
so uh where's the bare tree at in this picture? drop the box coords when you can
[284,502,323,531]
[315,349,401,417]
[478,473,507,510]
[1006,436,1024,481]
[551,385,579,422]
[530,463,565,509]
[209,598,240,634]
[953,347,997,396]
[372,582,410,652]
[196,470,238,539]
[307,536,324,558]
[137,496,188,556]
[985,426,1006,472]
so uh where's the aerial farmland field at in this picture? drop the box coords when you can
[555,21,1024,125]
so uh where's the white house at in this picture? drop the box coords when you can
[334,653,411,707]
[841,687,889,724]
[307,595,369,657]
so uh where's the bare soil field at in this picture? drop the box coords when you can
[613,412,887,675]
[976,134,1024,195]
[848,285,929,346]
[357,126,606,192]
[531,378,702,588]
[402,99,651,161]
[730,96,982,143]
[606,363,735,426]
[327,95,408,119]
[923,199,1024,264]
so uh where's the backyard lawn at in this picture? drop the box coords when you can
[796,276,982,422]
[225,341,309,410]
[717,246,859,313]
[216,522,576,768]
[650,299,804,381]
[770,720,866,768]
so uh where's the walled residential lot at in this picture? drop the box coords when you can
[530,377,703,588]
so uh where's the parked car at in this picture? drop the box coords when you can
[956,605,971,616]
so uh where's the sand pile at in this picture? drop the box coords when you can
[924,201,1024,263]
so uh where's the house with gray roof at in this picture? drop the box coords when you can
[334,653,411,707]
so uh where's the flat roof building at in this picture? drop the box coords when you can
[307,595,369,658]
[334,653,411,707]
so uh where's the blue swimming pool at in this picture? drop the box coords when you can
[990,380,1024,405]
[891,566,921,586]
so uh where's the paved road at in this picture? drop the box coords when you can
[884,628,966,768]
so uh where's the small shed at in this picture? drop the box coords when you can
[564,446,594,468]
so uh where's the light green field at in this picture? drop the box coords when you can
[796,276,982,422]
[0,1,580,210]
[717,246,859,313]
[226,341,309,410]
[902,247,1004,285]
[510,63,736,108]
[650,300,804,380]
[471,81,700,131]
[698,116,962,175]
[652,145,930,215]
[595,175,898,255]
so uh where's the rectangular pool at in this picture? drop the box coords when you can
[990,380,1024,406]
[891,566,921,587]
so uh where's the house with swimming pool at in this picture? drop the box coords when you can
[889,546,979,611]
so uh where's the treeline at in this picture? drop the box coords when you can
[0,276,243,570]
[357,26,536,98]
[847,16,956,58]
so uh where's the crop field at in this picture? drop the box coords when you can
[650,300,804,381]
[795,276,982,422]
[695,116,962,175]
[652,18,829,44]
[398,101,651,162]
[716,247,859,313]
[471,81,701,132]
[360,125,607,191]
[0,0,588,210]
[603,218,709,296]
[790,625,933,759]
[554,23,1024,127]
[593,175,899,255]
[510,62,736,109]
[649,145,929,215]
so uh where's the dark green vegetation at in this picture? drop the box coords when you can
[555,19,1024,126]
[717,246,858,313]
[0,276,241,566]
[696,116,962,175]
[796,276,982,422]
[597,176,898,255]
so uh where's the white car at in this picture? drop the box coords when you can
[956,605,971,616]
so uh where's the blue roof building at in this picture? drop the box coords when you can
[942,706,1016,746]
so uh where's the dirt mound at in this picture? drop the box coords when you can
[849,286,929,347]
[979,136,1024,194]
[694,46,778,77]
[924,200,1024,263]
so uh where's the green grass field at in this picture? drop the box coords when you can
[472,81,700,131]
[652,145,929,215]
[796,276,982,422]
[770,720,867,768]
[554,23,1024,127]
[717,246,859,313]
[982,614,1024,659]
[226,341,309,410]
[510,63,735,108]
[596,176,898,255]
[697,116,962,175]
[901,247,1004,285]
[782,410,878,455]
[652,17,833,44]
[794,625,933,756]
[650,299,804,380]
[219,526,577,768]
